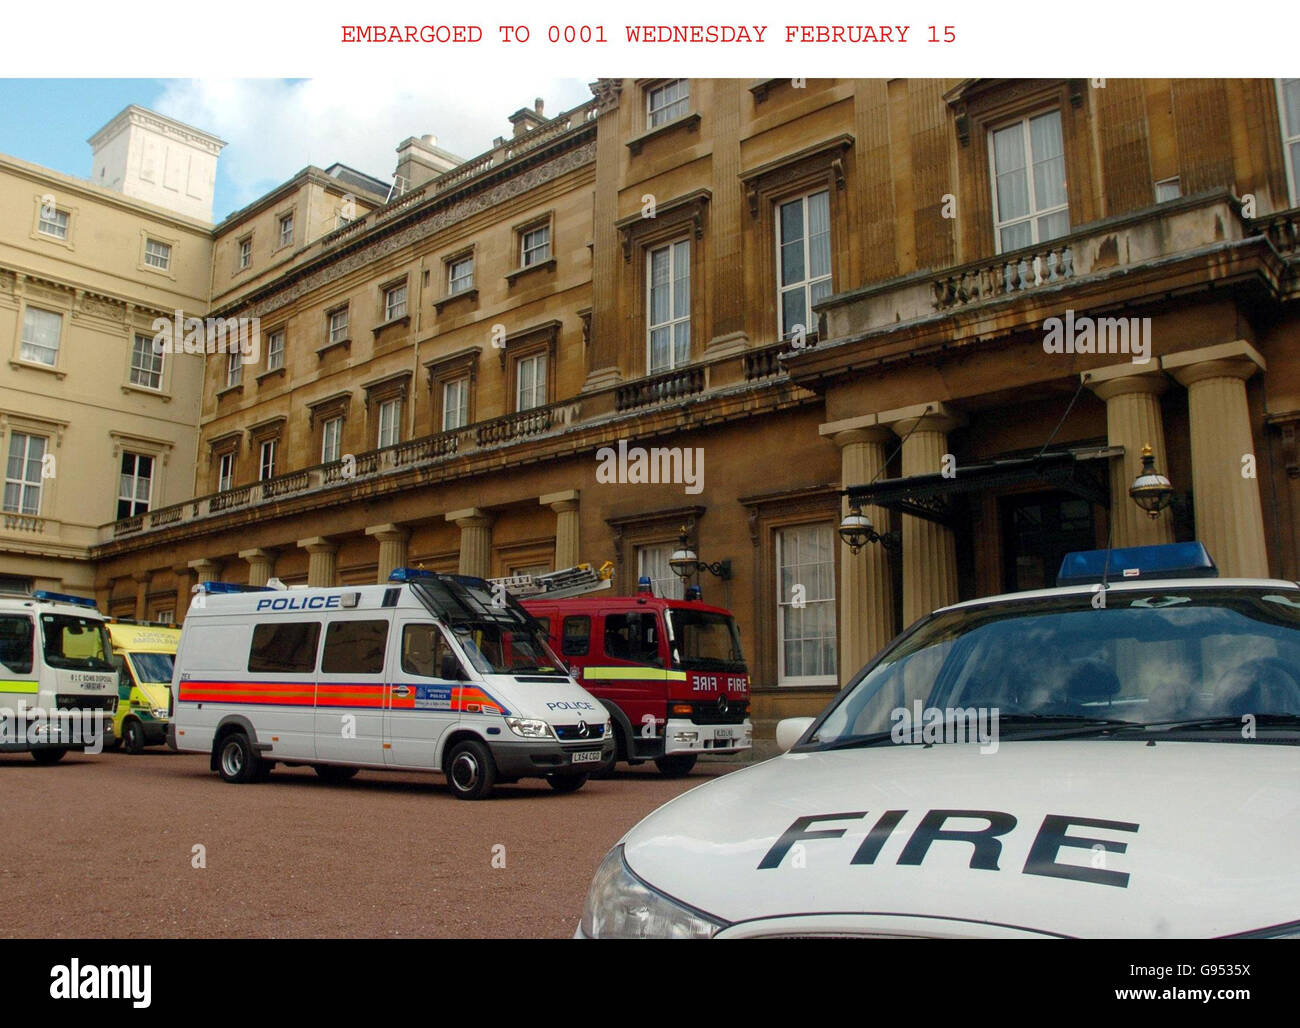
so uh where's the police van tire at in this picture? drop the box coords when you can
[122,719,146,755]
[31,747,67,765]
[315,764,359,783]
[215,732,261,784]
[654,754,697,777]
[547,773,588,793]
[446,739,496,800]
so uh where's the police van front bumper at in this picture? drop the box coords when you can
[489,737,615,778]
[664,717,752,755]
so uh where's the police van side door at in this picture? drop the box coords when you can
[385,621,461,769]
[314,614,391,767]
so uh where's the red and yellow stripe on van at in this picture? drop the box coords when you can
[178,680,508,715]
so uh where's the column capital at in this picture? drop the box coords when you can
[878,401,966,437]
[818,414,894,448]
[446,507,492,528]
[1085,362,1169,401]
[297,536,338,554]
[540,489,580,512]
[131,570,152,583]
[364,523,410,543]
[187,557,222,573]
[238,547,278,561]
[1164,340,1266,388]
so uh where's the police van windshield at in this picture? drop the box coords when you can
[41,614,114,672]
[453,623,567,676]
[128,652,175,685]
[667,610,746,672]
[812,588,1300,748]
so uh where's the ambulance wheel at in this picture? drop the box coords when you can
[654,754,697,777]
[31,747,67,765]
[315,765,359,784]
[446,739,496,800]
[216,732,261,784]
[122,718,146,755]
[546,773,588,793]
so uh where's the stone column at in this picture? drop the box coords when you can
[1086,364,1174,548]
[1166,342,1269,578]
[239,548,278,587]
[819,417,896,681]
[541,490,580,568]
[881,403,964,627]
[186,558,222,614]
[132,571,151,620]
[446,508,493,578]
[297,537,339,588]
[365,523,410,583]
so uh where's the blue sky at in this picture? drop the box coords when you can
[0,78,593,221]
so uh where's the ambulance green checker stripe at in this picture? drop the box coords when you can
[581,667,688,681]
[0,680,39,693]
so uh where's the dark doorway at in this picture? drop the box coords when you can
[1000,490,1098,592]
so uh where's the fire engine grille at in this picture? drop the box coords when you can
[688,700,749,725]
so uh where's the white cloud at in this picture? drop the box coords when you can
[153,77,593,219]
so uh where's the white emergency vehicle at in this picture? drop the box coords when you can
[579,543,1300,937]
[169,569,613,799]
[0,589,117,761]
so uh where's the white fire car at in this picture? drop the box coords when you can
[578,543,1300,938]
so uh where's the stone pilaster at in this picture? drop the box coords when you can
[446,508,493,578]
[132,571,151,621]
[1086,364,1174,548]
[239,548,278,587]
[365,523,411,583]
[297,537,339,588]
[541,490,580,568]
[172,564,196,621]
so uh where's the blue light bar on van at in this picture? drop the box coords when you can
[388,568,434,582]
[194,581,274,594]
[31,590,98,609]
[1056,542,1218,587]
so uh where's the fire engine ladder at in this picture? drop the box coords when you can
[489,562,614,600]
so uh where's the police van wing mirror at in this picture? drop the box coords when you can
[441,653,467,681]
[776,717,815,753]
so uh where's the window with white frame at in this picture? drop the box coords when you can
[521,224,550,267]
[117,452,153,519]
[265,329,285,371]
[321,416,343,463]
[237,237,252,269]
[377,398,402,448]
[442,377,469,431]
[20,307,62,366]
[990,109,1069,252]
[217,452,234,492]
[448,255,474,295]
[636,543,684,600]
[225,351,242,389]
[777,190,832,342]
[38,206,69,239]
[647,79,690,128]
[647,239,690,373]
[1154,177,1181,203]
[515,353,547,411]
[1280,79,1300,205]
[3,432,47,515]
[278,213,294,248]
[259,439,277,481]
[328,307,349,344]
[154,608,174,625]
[144,238,172,270]
[775,523,837,686]
[129,334,164,390]
[384,283,407,322]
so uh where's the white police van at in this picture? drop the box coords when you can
[169,569,614,799]
[579,543,1300,937]
[0,589,117,761]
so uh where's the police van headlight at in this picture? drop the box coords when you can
[505,717,553,740]
[581,845,725,939]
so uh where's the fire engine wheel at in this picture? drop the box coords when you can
[654,754,698,777]
[315,764,359,784]
[546,773,588,793]
[122,718,146,755]
[216,732,262,784]
[30,747,67,765]
[446,739,497,800]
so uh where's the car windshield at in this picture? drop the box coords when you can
[41,613,114,672]
[454,622,567,676]
[667,609,746,672]
[810,588,1300,748]
[128,652,175,685]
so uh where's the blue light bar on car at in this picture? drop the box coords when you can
[194,581,274,594]
[31,590,99,609]
[1056,542,1218,587]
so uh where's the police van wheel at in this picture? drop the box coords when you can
[546,773,588,793]
[654,754,697,777]
[31,747,67,765]
[445,740,496,801]
[216,732,261,784]
[122,719,146,755]
[315,765,359,784]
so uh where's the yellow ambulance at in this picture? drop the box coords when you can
[106,622,179,754]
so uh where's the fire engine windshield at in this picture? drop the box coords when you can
[453,623,568,677]
[667,609,746,673]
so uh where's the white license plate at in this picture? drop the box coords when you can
[714,730,734,741]
[571,750,602,764]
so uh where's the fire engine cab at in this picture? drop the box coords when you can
[514,566,752,776]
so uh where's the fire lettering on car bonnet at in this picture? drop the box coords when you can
[757,809,1139,887]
